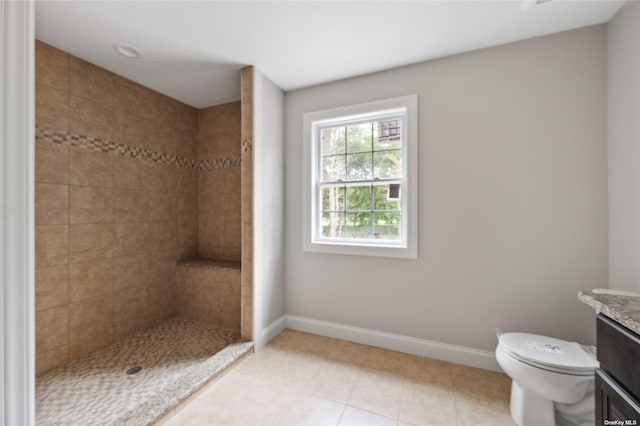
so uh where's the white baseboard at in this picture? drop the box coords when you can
[285,314,502,372]
[256,315,287,350]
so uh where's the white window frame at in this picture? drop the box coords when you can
[303,95,418,259]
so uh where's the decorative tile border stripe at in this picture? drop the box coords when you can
[36,126,241,170]
[242,138,253,152]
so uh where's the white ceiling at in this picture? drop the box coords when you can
[36,0,624,109]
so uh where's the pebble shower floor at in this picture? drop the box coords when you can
[36,318,253,425]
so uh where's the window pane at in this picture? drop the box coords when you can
[347,123,372,153]
[346,153,372,181]
[374,119,402,150]
[373,212,402,241]
[373,184,401,210]
[321,127,345,155]
[346,185,371,211]
[322,185,345,211]
[347,212,372,239]
[322,212,345,238]
[322,155,345,182]
[373,150,402,179]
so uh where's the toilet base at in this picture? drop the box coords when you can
[510,381,555,426]
[510,381,595,426]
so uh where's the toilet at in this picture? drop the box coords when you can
[495,332,599,426]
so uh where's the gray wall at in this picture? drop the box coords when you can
[253,69,286,347]
[608,1,640,293]
[284,25,607,351]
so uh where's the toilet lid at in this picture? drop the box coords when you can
[498,333,598,374]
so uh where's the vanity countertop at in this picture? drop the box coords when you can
[579,291,640,335]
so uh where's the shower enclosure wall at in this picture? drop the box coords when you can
[34,40,247,376]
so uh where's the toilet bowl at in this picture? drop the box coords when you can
[496,332,598,426]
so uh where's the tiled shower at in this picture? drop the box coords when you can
[34,40,252,424]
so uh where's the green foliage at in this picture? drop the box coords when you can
[319,120,403,240]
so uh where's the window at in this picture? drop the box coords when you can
[303,95,418,258]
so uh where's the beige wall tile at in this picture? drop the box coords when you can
[176,102,198,130]
[36,41,69,92]
[115,77,152,119]
[220,280,241,317]
[69,148,114,188]
[114,285,147,324]
[36,183,68,225]
[149,192,177,222]
[116,111,155,150]
[176,127,198,160]
[36,265,69,311]
[147,280,175,309]
[69,95,116,141]
[36,225,68,267]
[176,168,198,196]
[36,84,69,132]
[177,219,199,260]
[69,259,114,302]
[156,123,180,155]
[69,329,114,360]
[36,139,69,184]
[69,56,116,107]
[143,162,177,193]
[36,306,69,353]
[69,186,114,224]
[114,255,149,291]
[115,222,150,256]
[114,189,149,223]
[198,101,241,159]
[148,221,177,252]
[69,223,115,263]
[36,344,69,376]
[114,156,146,190]
[152,94,179,127]
[149,252,177,287]
[69,295,113,338]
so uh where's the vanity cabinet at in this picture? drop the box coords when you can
[596,314,640,424]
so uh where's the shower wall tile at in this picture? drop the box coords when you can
[114,189,149,223]
[36,139,69,184]
[69,95,116,141]
[69,259,114,302]
[36,266,69,312]
[114,157,147,190]
[69,149,114,188]
[36,183,69,225]
[69,223,115,263]
[116,111,155,150]
[114,255,149,291]
[115,77,153,119]
[36,42,69,92]
[114,285,148,324]
[149,192,177,222]
[36,85,69,132]
[36,306,69,353]
[69,56,116,106]
[148,221,177,251]
[36,225,69,268]
[69,295,114,338]
[35,39,227,374]
[69,186,114,224]
[36,345,69,377]
[69,329,114,360]
[115,222,151,256]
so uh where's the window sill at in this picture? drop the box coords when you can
[304,240,417,259]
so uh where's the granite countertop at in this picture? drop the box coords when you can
[579,291,640,335]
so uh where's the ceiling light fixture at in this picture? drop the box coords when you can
[113,43,142,59]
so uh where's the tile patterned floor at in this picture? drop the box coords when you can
[159,330,515,426]
[36,318,251,426]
